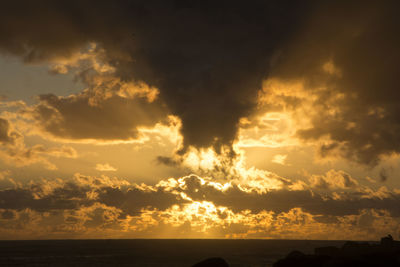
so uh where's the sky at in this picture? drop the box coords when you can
[0,0,400,240]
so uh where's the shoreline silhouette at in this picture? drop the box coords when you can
[191,235,400,267]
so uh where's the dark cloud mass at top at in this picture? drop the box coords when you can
[0,0,314,151]
[271,1,400,165]
[1,1,400,163]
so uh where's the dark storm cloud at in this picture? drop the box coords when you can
[1,1,399,163]
[0,0,315,151]
[117,1,314,152]
[32,92,167,141]
[270,1,400,165]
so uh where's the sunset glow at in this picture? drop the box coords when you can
[0,1,400,241]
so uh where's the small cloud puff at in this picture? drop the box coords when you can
[95,163,117,172]
[272,154,287,165]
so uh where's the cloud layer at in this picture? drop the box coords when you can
[0,173,399,239]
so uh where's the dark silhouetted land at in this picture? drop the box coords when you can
[273,235,400,267]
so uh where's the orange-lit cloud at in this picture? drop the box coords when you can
[0,172,399,239]
[0,117,78,169]
[95,163,117,172]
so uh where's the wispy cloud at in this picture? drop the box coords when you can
[95,163,117,172]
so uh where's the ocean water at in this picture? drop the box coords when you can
[0,239,346,266]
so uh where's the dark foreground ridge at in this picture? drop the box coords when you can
[191,235,400,267]
[273,235,400,267]
[192,257,229,267]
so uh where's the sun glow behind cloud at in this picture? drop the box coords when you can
[1,67,400,239]
[0,172,399,240]
[1,1,400,240]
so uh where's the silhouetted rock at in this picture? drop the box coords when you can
[381,234,394,247]
[314,246,340,257]
[286,250,305,258]
[273,235,400,267]
[192,257,229,267]
[273,253,330,267]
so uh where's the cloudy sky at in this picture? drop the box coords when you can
[0,0,400,240]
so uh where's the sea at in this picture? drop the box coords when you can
[0,239,346,266]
